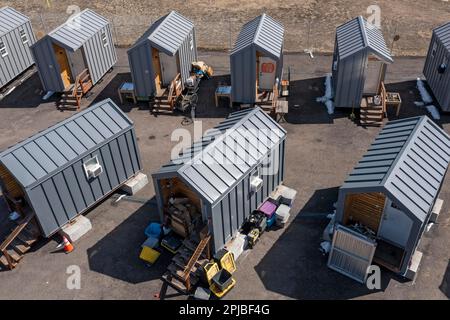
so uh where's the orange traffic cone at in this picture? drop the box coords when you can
[63,236,74,254]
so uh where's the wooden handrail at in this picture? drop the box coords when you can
[182,235,210,291]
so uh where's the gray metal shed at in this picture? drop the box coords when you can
[333,116,450,278]
[423,22,450,112]
[31,9,117,93]
[0,7,36,89]
[153,107,287,252]
[0,98,142,237]
[127,11,197,97]
[331,16,393,109]
[230,14,284,104]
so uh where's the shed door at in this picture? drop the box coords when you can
[363,58,384,95]
[68,49,87,79]
[160,52,178,86]
[52,44,73,89]
[328,225,377,283]
[378,199,413,248]
[258,56,277,90]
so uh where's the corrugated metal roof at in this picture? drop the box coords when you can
[0,6,30,37]
[434,21,450,52]
[135,11,194,56]
[47,9,109,51]
[0,98,133,189]
[342,116,450,222]
[336,16,393,63]
[154,107,287,204]
[231,13,284,59]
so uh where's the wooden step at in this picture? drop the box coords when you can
[162,271,188,293]
[6,249,22,263]
[11,239,30,255]
[361,114,383,122]
[17,230,39,247]
[0,254,17,269]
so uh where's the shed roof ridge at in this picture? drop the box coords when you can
[358,16,369,49]
[177,108,261,174]
[380,116,425,186]
[253,13,266,46]
[147,11,175,43]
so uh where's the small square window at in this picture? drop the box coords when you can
[19,29,28,44]
[101,31,108,47]
[0,42,8,57]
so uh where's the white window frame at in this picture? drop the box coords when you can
[19,28,28,44]
[83,156,102,179]
[101,31,108,47]
[0,41,8,58]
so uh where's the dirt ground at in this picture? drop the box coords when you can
[0,47,449,300]
[1,0,449,55]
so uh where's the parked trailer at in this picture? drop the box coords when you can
[0,7,36,90]
[423,22,450,112]
[128,11,197,98]
[331,16,393,109]
[230,14,284,105]
[152,107,287,253]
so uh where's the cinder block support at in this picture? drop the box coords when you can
[61,215,92,243]
[404,250,423,281]
[121,172,149,195]
[430,198,443,223]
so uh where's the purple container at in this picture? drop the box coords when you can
[259,201,277,218]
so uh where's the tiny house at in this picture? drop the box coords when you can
[0,7,36,90]
[331,16,393,109]
[329,116,450,282]
[0,98,142,238]
[31,9,117,94]
[423,22,450,112]
[127,11,197,98]
[152,107,286,253]
[230,14,284,104]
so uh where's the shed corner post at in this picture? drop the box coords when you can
[335,188,347,224]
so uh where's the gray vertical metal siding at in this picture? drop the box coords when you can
[127,11,196,97]
[210,140,284,252]
[0,99,142,237]
[30,36,65,92]
[31,9,116,92]
[230,47,257,104]
[0,8,36,88]
[230,14,284,104]
[128,41,155,97]
[423,23,450,111]
[332,16,393,108]
[334,51,367,108]
[82,24,117,84]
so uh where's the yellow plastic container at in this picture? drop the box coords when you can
[139,246,161,264]
[216,251,236,274]
[210,278,236,298]
[203,262,220,285]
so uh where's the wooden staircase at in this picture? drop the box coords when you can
[58,69,93,111]
[162,235,211,293]
[0,212,40,270]
[360,96,384,127]
[151,73,182,114]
